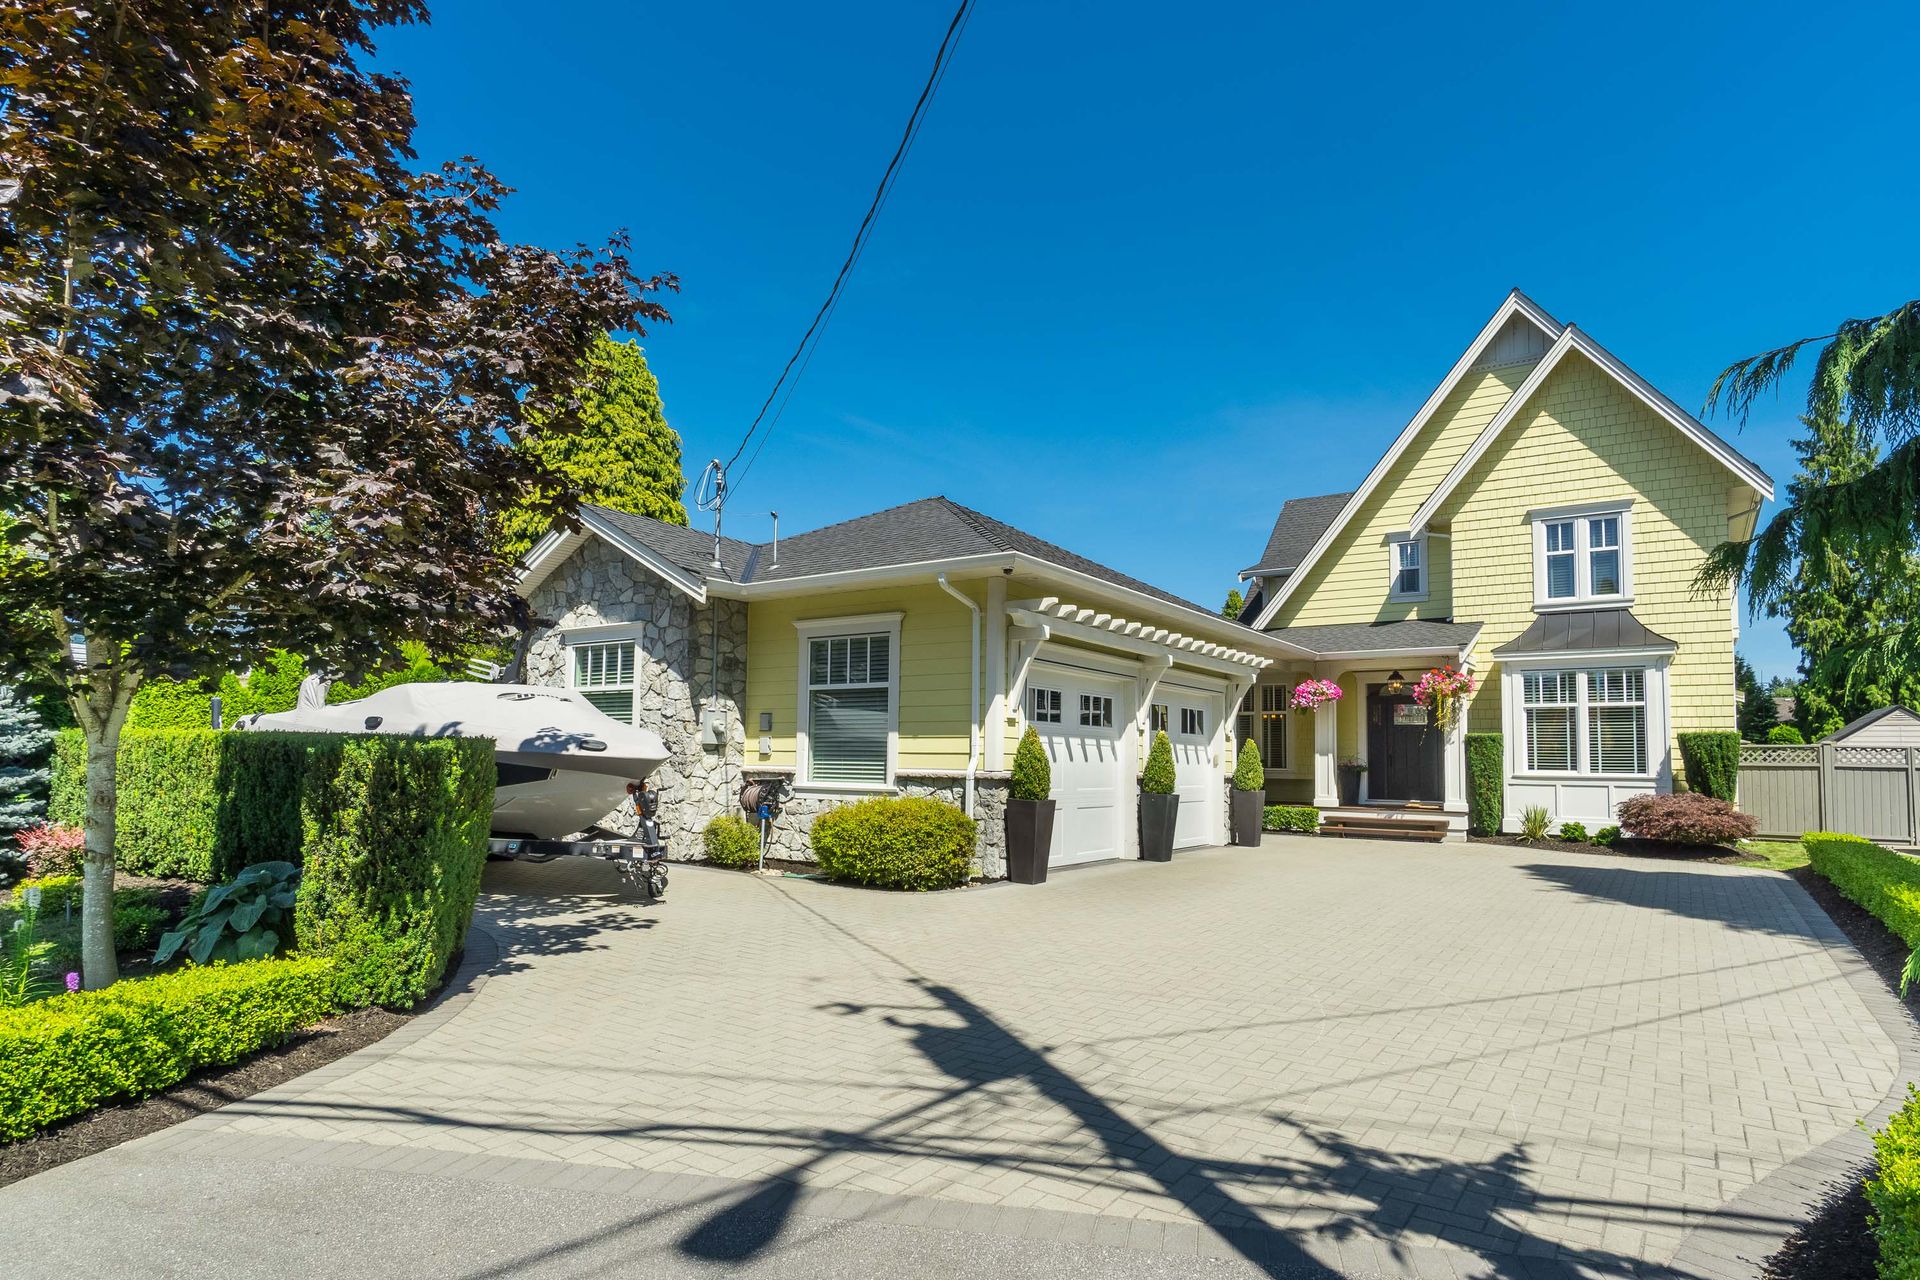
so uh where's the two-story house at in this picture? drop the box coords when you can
[1236,290,1773,836]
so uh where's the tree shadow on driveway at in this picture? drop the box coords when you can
[1518,861,1823,942]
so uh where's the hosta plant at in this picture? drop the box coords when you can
[156,862,300,966]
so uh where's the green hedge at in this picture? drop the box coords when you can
[50,728,312,880]
[1871,1085,1920,1280]
[1466,733,1503,835]
[1678,731,1742,801]
[812,796,976,891]
[1806,832,1920,947]
[0,955,337,1140]
[294,736,494,1008]
[1263,805,1318,833]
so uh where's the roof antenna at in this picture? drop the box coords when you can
[694,459,726,568]
[769,511,779,568]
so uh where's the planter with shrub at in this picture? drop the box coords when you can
[812,796,976,891]
[1676,730,1742,801]
[1005,727,1055,884]
[1263,804,1318,834]
[1337,755,1366,807]
[1615,791,1756,846]
[1138,730,1178,862]
[1229,738,1264,846]
[702,813,762,869]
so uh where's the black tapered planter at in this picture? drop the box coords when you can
[1230,789,1264,846]
[1138,793,1179,861]
[1338,766,1365,807]
[1004,798,1056,884]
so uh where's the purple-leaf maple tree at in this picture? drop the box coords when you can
[0,2,674,987]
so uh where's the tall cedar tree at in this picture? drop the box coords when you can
[1766,416,1920,736]
[0,3,673,986]
[1701,299,1920,687]
[498,335,687,562]
[1733,654,1777,741]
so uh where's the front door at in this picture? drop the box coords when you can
[1366,686,1444,803]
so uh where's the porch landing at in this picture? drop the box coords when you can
[1317,803,1465,842]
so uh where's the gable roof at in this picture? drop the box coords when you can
[1241,492,1352,577]
[1823,705,1920,743]
[1249,290,1775,631]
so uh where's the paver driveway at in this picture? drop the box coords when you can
[9,839,1908,1278]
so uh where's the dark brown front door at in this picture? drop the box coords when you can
[1366,686,1444,803]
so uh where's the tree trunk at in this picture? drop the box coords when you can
[70,644,140,990]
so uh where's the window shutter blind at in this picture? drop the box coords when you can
[808,688,888,782]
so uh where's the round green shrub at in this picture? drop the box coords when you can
[1767,723,1806,744]
[703,813,762,868]
[1232,737,1263,792]
[811,796,976,891]
[1140,731,1176,795]
[1010,727,1051,802]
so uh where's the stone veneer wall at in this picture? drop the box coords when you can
[743,769,1011,880]
[525,537,747,858]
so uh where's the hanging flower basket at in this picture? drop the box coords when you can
[1290,678,1344,712]
[1412,665,1475,733]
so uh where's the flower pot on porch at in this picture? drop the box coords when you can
[1230,789,1264,846]
[1004,798,1056,885]
[1139,793,1179,861]
[1338,765,1365,807]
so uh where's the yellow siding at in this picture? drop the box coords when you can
[745,581,985,775]
[1270,362,1534,628]
[1434,353,1743,755]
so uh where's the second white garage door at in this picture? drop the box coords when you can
[1028,666,1127,867]
[1166,687,1223,849]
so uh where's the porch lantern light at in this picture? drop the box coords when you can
[1385,670,1405,694]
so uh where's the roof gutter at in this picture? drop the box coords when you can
[935,574,982,821]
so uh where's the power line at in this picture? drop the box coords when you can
[721,0,976,493]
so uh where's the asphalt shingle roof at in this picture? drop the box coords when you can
[1243,492,1352,576]
[584,498,1226,620]
[1490,609,1676,657]
[1265,619,1483,657]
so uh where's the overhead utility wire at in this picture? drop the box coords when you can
[720,0,976,494]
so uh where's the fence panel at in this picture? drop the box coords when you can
[1739,744,1920,846]
[1738,746,1823,839]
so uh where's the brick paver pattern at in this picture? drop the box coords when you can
[206,839,1895,1275]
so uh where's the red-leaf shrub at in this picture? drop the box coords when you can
[14,823,84,877]
[1615,793,1756,846]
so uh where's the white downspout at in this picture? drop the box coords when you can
[937,573,982,817]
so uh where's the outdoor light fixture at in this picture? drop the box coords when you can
[1385,671,1405,693]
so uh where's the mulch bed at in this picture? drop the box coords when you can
[1469,834,1764,864]
[0,1004,412,1190]
[1759,865,1920,1280]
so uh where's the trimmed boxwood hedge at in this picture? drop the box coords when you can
[0,955,337,1140]
[1805,832,1920,947]
[1262,805,1317,833]
[1677,730,1742,802]
[1465,733,1502,835]
[811,796,976,890]
[1871,1085,1920,1280]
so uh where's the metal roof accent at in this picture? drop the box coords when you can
[1490,608,1677,657]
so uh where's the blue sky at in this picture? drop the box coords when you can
[379,2,1920,683]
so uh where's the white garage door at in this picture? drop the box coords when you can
[1027,667,1126,867]
[1166,688,1223,849]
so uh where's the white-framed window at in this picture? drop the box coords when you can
[1532,504,1632,608]
[1237,684,1288,769]
[1029,686,1063,724]
[567,630,641,724]
[1520,667,1648,776]
[1388,536,1426,601]
[1179,706,1204,736]
[1149,703,1169,734]
[1080,694,1114,728]
[795,613,901,787]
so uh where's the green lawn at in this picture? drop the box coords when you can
[1741,839,1809,871]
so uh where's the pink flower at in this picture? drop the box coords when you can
[65,972,80,993]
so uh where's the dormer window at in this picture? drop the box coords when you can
[1532,503,1632,609]
[1388,536,1426,601]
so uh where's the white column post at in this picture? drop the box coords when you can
[1313,697,1339,807]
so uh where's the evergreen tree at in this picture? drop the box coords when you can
[498,336,688,561]
[1734,654,1777,741]
[0,684,52,838]
[1768,416,1920,737]
[1221,588,1245,620]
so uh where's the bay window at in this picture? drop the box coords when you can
[1520,667,1649,776]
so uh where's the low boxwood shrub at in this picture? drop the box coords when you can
[1465,733,1502,835]
[1556,821,1589,844]
[12,873,81,914]
[1806,833,1920,948]
[295,736,494,1008]
[702,813,762,868]
[1616,792,1757,846]
[1677,731,1742,801]
[1870,1084,1920,1280]
[0,954,337,1140]
[1262,805,1317,833]
[1591,825,1621,847]
[811,796,975,891]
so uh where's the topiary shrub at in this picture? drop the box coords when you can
[1465,733,1502,835]
[0,954,337,1140]
[1010,727,1051,802]
[1556,821,1588,844]
[1869,1084,1920,1280]
[1766,723,1806,744]
[702,813,762,868]
[811,796,976,891]
[1232,737,1263,792]
[1616,792,1757,846]
[1262,805,1317,833]
[1677,731,1742,801]
[1140,731,1176,795]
